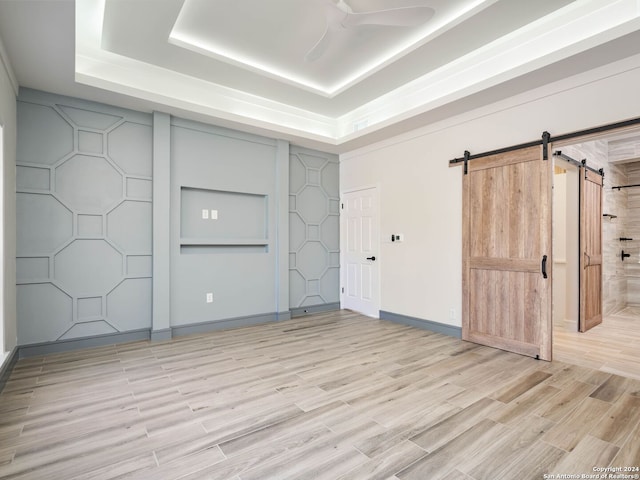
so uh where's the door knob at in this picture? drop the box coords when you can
[366,256,376,261]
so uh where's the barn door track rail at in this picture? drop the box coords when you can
[553,151,604,178]
[449,116,640,172]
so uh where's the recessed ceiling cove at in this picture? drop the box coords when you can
[72,0,640,148]
[169,0,476,96]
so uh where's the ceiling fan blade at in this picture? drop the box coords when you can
[342,6,435,28]
[304,24,333,62]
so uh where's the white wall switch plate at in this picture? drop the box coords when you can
[211,209,218,220]
[202,209,209,219]
[206,293,213,303]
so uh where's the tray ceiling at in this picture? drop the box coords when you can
[2,0,640,151]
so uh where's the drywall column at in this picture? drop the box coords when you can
[152,112,171,340]
[276,139,290,319]
[0,41,17,366]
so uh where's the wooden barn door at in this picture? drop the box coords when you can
[462,145,553,360]
[579,168,603,332]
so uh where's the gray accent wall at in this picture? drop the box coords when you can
[289,146,340,308]
[16,89,153,345]
[14,89,339,350]
[169,117,289,325]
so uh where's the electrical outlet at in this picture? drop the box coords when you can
[206,292,213,303]
[449,308,456,320]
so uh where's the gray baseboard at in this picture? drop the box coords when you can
[380,310,462,338]
[2,309,323,390]
[12,311,291,361]
[0,347,19,394]
[18,329,152,358]
[172,312,281,337]
[290,302,340,318]
[150,329,172,342]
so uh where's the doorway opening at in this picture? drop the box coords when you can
[552,129,640,380]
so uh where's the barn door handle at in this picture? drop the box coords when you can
[366,256,376,261]
[541,255,548,279]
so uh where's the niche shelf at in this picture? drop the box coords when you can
[180,186,268,254]
[179,238,268,246]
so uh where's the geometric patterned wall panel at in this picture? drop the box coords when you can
[16,93,152,345]
[289,147,339,308]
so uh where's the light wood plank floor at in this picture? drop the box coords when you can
[554,307,640,380]
[1,310,639,479]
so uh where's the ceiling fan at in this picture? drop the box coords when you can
[305,0,435,62]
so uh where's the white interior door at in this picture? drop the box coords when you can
[341,187,379,317]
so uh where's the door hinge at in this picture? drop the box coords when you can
[341,203,344,210]
[341,287,344,293]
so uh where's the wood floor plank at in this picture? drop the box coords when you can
[68,453,158,480]
[611,417,640,467]
[218,401,349,457]
[461,414,555,480]
[589,374,630,403]
[541,397,612,452]
[410,397,504,452]
[493,384,561,425]
[551,435,619,476]
[440,470,476,480]
[201,402,304,445]
[338,440,427,480]
[141,448,227,480]
[238,421,381,480]
[194,422,335,479]
[353,403,460,458]
[397,419,503,479]
[491,370,553,403]
[1,310,638,479]
[589,393,640,446]
[535,380,596,422]
[492,440,566,480]
[293,448,368,480]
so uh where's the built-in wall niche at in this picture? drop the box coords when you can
[180,186,268,254]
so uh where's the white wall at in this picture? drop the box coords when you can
[553,172,568,324]
[552,168,580,326]
[341,53,640,328]
[0,39,17,364]
[566,169,580,324]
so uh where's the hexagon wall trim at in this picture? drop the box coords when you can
[289,150,339,308]
[16,95,153,345]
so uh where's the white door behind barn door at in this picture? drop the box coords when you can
[341,187,380,317]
